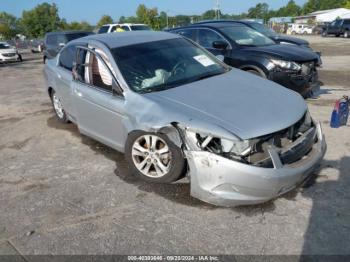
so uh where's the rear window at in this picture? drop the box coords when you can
[122,26,130,31]
[66,33,92,42]
[98,26,109,34]
[46,35,57,45]
[130,25,151,31]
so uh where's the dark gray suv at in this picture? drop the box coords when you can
[322,19,350,38]
[43,31,93,63]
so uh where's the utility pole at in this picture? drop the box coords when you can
[214,0,220,20]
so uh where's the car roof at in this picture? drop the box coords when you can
[73,31,180,49]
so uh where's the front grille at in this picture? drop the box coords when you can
[2,53,16,57]
[245,113,315,168]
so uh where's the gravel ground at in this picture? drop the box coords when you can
[0,36,349,257]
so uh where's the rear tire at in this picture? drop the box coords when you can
[51,90,68,123]
[125,131,186,183]
[344,31,349,38]
[322,31,328,37]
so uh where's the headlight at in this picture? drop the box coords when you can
[271,59,301,71]
[184,130,252,157]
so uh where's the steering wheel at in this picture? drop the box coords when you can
[171,60,187,77]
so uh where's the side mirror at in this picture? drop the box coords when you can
[212,41,228,50]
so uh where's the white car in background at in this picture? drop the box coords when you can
[0,42,22,63]
[97,23,151,34]
[288,24,314,35]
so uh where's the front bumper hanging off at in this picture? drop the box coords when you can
[185,122,326,207]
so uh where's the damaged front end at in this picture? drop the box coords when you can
[175,112,326,207]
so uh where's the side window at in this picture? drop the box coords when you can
[343,20,350,25]
[111,26,117,32]
[75,48,113,92]
[334,20,342,26]
[59,45,76,71]
[122,26,130,31]
[98,26,109,34]
[57,34,67,45]
[46,35,57,45]
[197,29,226,48]
[177,29,196,41]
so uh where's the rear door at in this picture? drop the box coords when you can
[71,46,127,151]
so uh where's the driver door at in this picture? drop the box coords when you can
[71,46,127,151]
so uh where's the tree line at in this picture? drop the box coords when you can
[1,0,350,39]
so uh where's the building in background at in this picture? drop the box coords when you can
[294,8,350,24]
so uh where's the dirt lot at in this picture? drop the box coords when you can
[0,35,350,257]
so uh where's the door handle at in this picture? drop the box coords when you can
[74,88,83,97]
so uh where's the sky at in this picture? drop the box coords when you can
[2,0,307,24]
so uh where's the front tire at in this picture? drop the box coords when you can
[344,31,349,38]
[245,68,267,78]
[51,90,68,123]
[125,131,186,183]
[322,31,328,37]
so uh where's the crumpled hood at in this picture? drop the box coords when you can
[0,48,16,54]
[241,44,318,62]
[145,69,307,140]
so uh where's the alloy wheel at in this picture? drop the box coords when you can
[131,135,171,178]
[52,94,64,119]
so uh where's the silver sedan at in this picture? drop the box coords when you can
[44,31,326,207]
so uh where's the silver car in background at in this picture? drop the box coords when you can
[44,31,326,207]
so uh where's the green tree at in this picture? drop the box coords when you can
[21,2,61,38]
[62,21,93,31]
[0,12,20,39]
[280,0,301,16]
[96,15,113,28]
[302,0,347,14]
[247,3,269,21]
[136,4,160,29]
[201,10,217,20]
[345,0,350,8]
